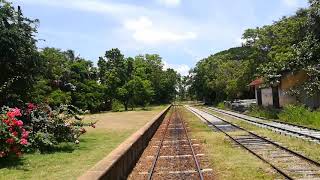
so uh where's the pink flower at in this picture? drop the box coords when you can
[80,128,86,134]
[12,108,22,117]
[12,131,18,137]
[91,124,96,128]
[20,139,28,145]
[22,131,29,138]
[15,120,23,127]
[6,138,15,144]
[6,108,22,118]
[27,103,37,110]
[0,151,6,157]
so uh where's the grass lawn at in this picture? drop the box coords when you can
[204,107,320,163]
[0,105,167,180]
[179,107,281,180]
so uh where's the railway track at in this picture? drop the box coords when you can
[206,107,320,144]
[129,106,213,179]
[187,106,320,180]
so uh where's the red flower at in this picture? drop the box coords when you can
[6,108,22,118]
[7,111,15,118]
[12,131,18,137]
[22,131,29,139]
[15,120,23,127]
[2,119,10,125]
[6,138,15,144]
[20,139,28,145]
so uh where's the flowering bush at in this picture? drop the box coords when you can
[0,107,29,158]
[23,103,94,152]
[0,103,96,157]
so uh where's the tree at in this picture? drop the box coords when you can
[189,47,254,104]
[0,1,40,105]
[128,76,154,108]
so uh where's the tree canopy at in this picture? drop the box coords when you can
[0,1,179,112]
[189,1,320,103]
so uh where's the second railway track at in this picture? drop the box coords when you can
[206,107,320,144]
[187,106,320,180]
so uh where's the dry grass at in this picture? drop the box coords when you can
[179,107,280,180]
[83,105,166,131]
[204,108,320,163]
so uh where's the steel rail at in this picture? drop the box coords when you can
[207,107,320,142]
[210,106,320,132]
[147,106,175,180]
[201,108,320,167]
[188,106,320,180]
[176,108,204,180]
[187,107,293,180]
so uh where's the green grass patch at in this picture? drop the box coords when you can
[180,107,280,180]
[0,130,132,180]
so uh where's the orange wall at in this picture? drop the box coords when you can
[280,71,309,90]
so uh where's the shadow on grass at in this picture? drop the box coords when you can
[0,144,77,171]
[39,143,76,154]
[0,156,28,171]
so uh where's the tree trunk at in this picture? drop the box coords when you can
[124,102,128,111]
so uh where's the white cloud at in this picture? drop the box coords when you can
[163,61,190,76]
[282,0,299,7]
[20,0,196,45]
[18,0,148,18]
[157,0,181,7]
[123,16,197,44]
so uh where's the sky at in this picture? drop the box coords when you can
[12,0,308,75]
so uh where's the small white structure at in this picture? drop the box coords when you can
[250,71,320,109]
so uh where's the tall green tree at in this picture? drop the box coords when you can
[0,1,40,106]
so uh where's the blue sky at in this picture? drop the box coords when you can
[12,0,308,75]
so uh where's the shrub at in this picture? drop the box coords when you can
[217,102,226,109]
[47,90,72,107]
[278,104,320,128]
[0,107,29,158]
[111,100,124,112]
[247,105,279,119]
[24,104,92,152]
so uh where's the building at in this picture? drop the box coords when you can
[249,71,320,109]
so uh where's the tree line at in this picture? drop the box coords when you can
[0,1,179,112]
[188,0,320,104]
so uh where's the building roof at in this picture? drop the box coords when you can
[249,78,263,86]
